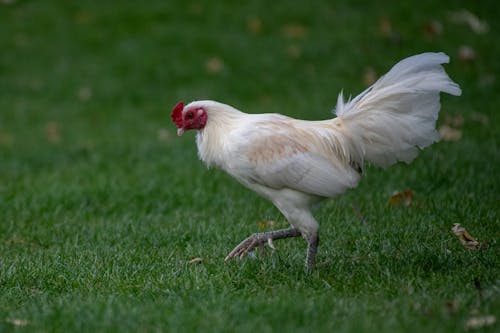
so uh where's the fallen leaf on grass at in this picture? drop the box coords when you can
[77,86,92,102]
[464,315,496,330]
[247,17,263,35]
[470,112,489,125]
[0,130,13,146]
[423,19,443,40]
[7,319,29,327]
[458,45,476,63]
[257,220,277,229]
[157,128,170,142]
[389,190,414,207]
[438,125,462,142]
[449,10,489,34]
[444,300,458,314]
[74,10,91,25]
[379,17,392,37]
[362,67,378,87]
[444,113,465,128]
[378,17,402,44]
[281,23,307,39]
[439,113,464,141]
[286,44,302,59]
[188,2,204,15]
[188,257,203,264]
[44,121,61,144]
[30,288,43,295]
[451,223,487,250]
[5,235,26,245]
[205,57,224,74]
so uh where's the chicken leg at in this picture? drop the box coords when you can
[225,227,301,261]
[306,233,319,270]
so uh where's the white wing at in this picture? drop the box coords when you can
[227,119,361,198]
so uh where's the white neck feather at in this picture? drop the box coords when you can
[190,101,246,168]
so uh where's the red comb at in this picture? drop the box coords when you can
[171,101,184,128]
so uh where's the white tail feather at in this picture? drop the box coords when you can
[334,52,461,168]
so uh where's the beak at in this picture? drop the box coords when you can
[177,128,185,136]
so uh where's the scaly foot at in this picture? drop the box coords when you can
[224,227,301,261]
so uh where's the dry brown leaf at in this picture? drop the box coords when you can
[0,130,13,146]
[379,17,392,37]
[7,319,29,327]
[74,10,91,24]
[157,128,170,142]
[378,17,402,44]
[44,121,61,144]
[247,17,262,35]
[258,95,273,105]
[286,44,302,58]
[424,20,443,39]
[439,113,464,142]
[449,10,489,34]
[6,235,26,245]
[451,223,487,250]
[77,86,92,102]
[464,315,496,330]
[281,23,307,39]
[470,112,489,125]
[444,300,458,314]
[389,190,414,207]
[458,45,476,63]
[362,67,378,87]
[205,57,224,74]
[439,125,462,142]
[30,288,43,295]
[188,2,203,15]
[444,113,464,128]
[257,220,277,229]
[188,257,203,264]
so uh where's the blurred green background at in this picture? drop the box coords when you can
[1,1,498,332]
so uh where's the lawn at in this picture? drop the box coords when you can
[0,0,499,332]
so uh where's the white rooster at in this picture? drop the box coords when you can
[171,52,461,270]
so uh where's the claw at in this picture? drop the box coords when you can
[225,233,264,261]
[267,238,275,250]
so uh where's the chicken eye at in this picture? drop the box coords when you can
[186,112,194,119]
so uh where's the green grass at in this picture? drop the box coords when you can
[1,0,499,332]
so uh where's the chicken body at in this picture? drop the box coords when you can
[172,52,461,270]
